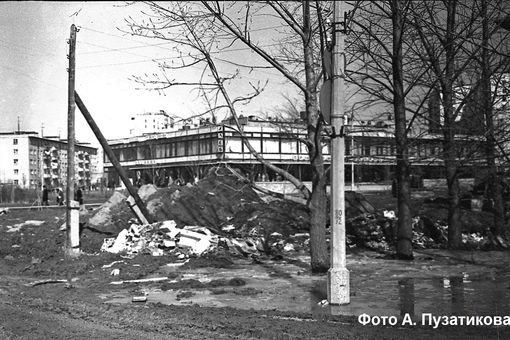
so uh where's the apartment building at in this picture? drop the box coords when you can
[0,131,98,189]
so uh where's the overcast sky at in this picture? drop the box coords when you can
[0,2,295,146]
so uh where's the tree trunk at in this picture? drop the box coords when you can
[302,1,328,273]
[308,175,329,272]
[443,0,462,248]
[445,158,462,248]
[391,0,413,259]
[481,0,506,239]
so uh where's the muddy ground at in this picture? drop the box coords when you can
[0,171,509,339]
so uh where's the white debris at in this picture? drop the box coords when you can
[104,229,130,254]
[102,260,125,268]
[6,225,21,233]
[178,227,212,255]
[100,221,215,256]
[383,210,396,219]
[222,224,235,232]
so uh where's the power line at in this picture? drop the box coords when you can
[77,39,179,60]
[80,41,174,55]
[0,64,59,88]
[79,24,288,56]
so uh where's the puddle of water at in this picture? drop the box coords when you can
[312,273,510,319]
[101,257,510,320]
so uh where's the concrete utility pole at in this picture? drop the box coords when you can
[327,0,350,305]
[65,24,80,258]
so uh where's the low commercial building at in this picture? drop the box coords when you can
[104,114,481,188]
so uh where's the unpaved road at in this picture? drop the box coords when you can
[0,201,508,339]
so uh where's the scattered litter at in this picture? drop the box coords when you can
[27,279,68,287]
[6,225,21,233]
[20,220,45,227]
[166,259,189,267]
[6,220,45,233]
[318,299,329,307]
[102,260,125,268]
[110,268,120,276]
[110,277,170,285]
[383,210,396,219]
[222,224,235,232]
[132,296,147,303]
[0,208,10,215]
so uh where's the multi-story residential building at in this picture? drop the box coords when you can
[129,110,176,136]
[0,131,98,190]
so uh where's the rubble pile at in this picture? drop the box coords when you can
[100,218,305,259]
[89,167,313,257]
[88,166,508,257]
[101,220,218,257]
[346,210,508,252]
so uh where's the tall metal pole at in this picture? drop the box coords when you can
[65,24,80,257]
[327,1,350,305]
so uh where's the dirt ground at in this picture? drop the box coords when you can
[0,174,509,339]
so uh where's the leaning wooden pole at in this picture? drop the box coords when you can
[65,24,80,258]
[74,91,155,224]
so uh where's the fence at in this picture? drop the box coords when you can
[0,184,39,204]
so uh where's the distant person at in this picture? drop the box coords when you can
[75,185,83,205]
[42,185,49,206]
[391,178,398,198]
[56,188,64,206]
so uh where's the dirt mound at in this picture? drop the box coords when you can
[87,191,129,234]
[87,167,310,238]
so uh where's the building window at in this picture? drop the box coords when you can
[13,159,18,165]
[363,144,371,156]
[13,139,18,145]
[14,180,18,185]
[14,169,18,175]
[13,149,18,154]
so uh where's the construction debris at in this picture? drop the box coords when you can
[110,277,171,285]
[28,279,69,287]
[89,167,509,257]
[101,220,217,256]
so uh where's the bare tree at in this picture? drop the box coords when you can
[350,0,510,251]
[347,0,430,259]
[411,0,510,247]
[123,1,333,272]
[476,0,510,241]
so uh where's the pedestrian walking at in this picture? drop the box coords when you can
[42,185,49,206]
[75,185,83,205]
[56,188,64,206]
